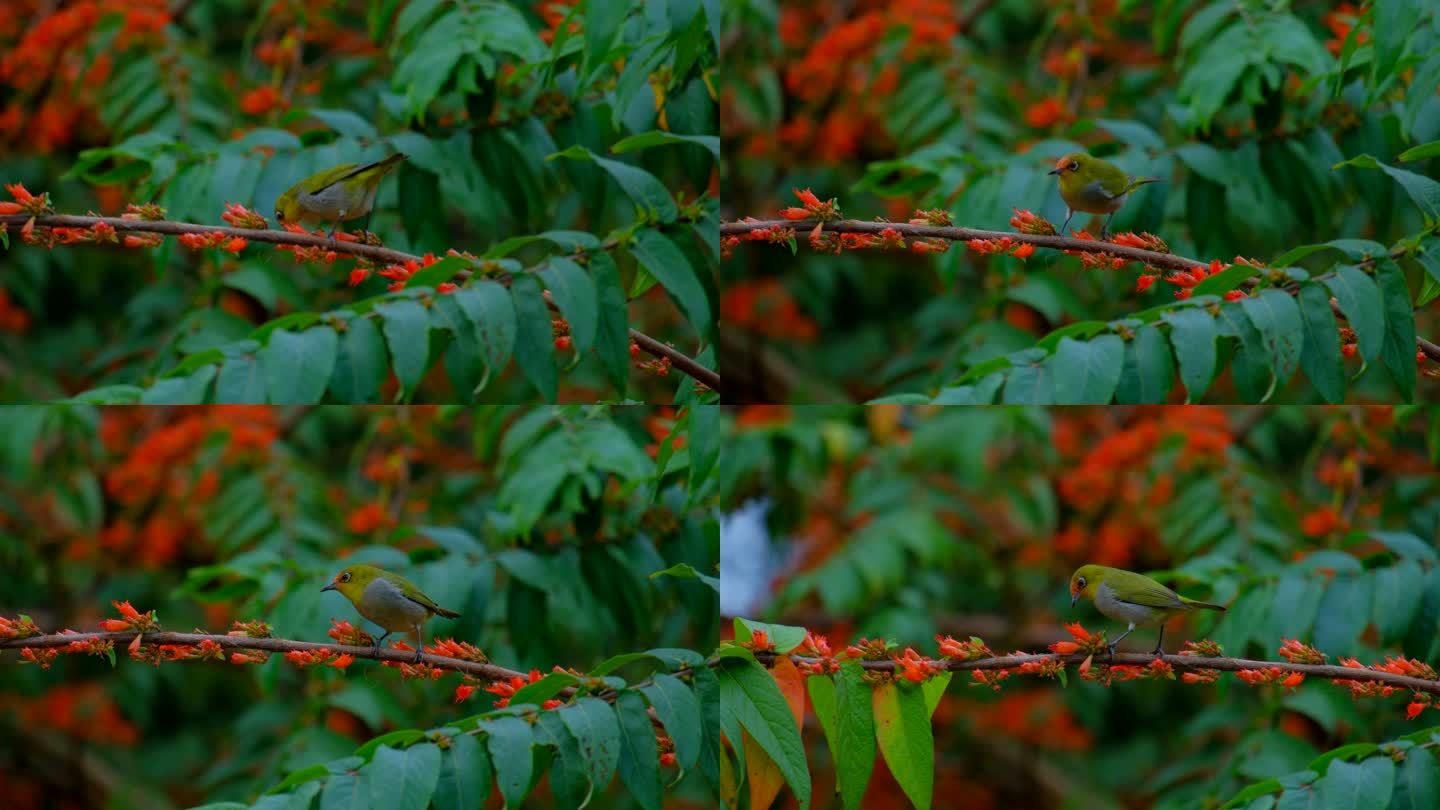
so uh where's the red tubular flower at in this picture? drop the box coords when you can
[1223,290,1245,301]
[1049,641,1079,655]
[100,619,131,632]
[1136,274,1158,293]
[1407,702,1427,720]
[1009,208,1056,235]
[1011,242,1036,259]
[780,207,810,220]
[794,188,821,208]
[0,202,21,215]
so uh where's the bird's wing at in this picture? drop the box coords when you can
[300,163,361,194]
[1114,580,1186,610]
[1078,180,1123,206]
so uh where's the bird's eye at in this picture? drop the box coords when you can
[1069,161,1080,172]
[340,572,350,582]
[1077,577,1086,588]
[274,210,284,221]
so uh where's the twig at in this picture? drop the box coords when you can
[754,649,1440,695]
[0,213,720,391]
[0,630,522,681]
[722,217,1440,363]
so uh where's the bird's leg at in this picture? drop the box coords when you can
[373,630,390,658]
[1151,625,1166,657]
[414,625,424,664]
[1061,209,1074,235]
[359,210,374,244]
[326,219,340,247]
[1101,212,1114,240]
[1107,624,1136,661]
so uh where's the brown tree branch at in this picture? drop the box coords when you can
[755,650,1440,695]
[0,629,524,681]
[0,213,721,392]
[722,217,1440,364]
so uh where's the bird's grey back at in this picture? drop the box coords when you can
[361,576,428,624]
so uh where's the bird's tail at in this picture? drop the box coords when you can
[1126,176,1161,192]
[1181,597,1226,612]
[433,606,461,619]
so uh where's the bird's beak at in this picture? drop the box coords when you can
[321,582,335,592]
[1070,592,1078,608]
[1048,167,1062,175]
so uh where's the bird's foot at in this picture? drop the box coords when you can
[1106,642,1119,663]
[413,649,423,664]
[1151,646,1165,657]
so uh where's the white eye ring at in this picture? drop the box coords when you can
[1077,577,1086,588]
[341,572,351,582]
[1069,161,1080,172]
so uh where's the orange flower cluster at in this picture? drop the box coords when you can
[893,647,941,683]
[1009,209,1056,236]
[482,669,559,708]
[966,236,1035,260]
[1048,622,1108,657]
[936,634,992,661]
[968,691,1092,750]
[178,230,248,253]
[720,278,819,341]
[0,614,41,639]
[0,0,169,151]
[1167,259,1235,300]
[1235,667,1305,688]
[1323,3,1367,56]
[98,600,160,632]
[1109,231,1169,253]
[90,408,278,568]
[327,619,376,648]
[427,638,489,663]
[797,630,840,675]
[1333,656,1438,700]
[1277,639,1326,665]
[16,682,139,745]
[969,669,1011,692]
[0,288,31,334]
[285,647,356,669]
[1052,408,1233,567]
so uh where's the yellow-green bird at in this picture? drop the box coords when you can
[321,563,459,663]
[1048,152,1159,238]
[1068,564,1226,656]
[274,152,406,241]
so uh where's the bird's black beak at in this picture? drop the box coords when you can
[321,583,335,592]
[1048,167,1062,175]
[1070,593,1078,608]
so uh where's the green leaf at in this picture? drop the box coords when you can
[582,0,628,82]
[308,108,380,140]
[1375,260,1417,401]
[1314,757,1394,809]
[1297,282,1346,404]
[1390,748,1440,810]
[433,733,491,810]
[629,229,712,338]
[453,280,516,380]
[1371,0,1417,93]
[216,353,267,403]
[590,252,631,393]
[404,255,470,290]
[1002,362,1054,404]
[1162,307,1218,401]
[1115,324,1175,404]
[510,274,558,401]
[551,145,679,222]
[535,711,588,808]
[1372,560,1423,642]
[834,662,875,810]
[320,771,367,810]
[611,131,720,160]
[375,300,431,400]
[509,672,581,707]
[615,690,664,810]
[559,697,621,792]
[1217,304,1274,402]
[735,618,807,653]
[368,743,440,810]
[1314,573,1372,655]
[873,681,933,810]
[1334,154,1440,217]
[481,715,534,809]
[1239,289,1304,386]
[539,258,599,354]
[328,317,387,403]
[651,562,719,591]
[1047,335,1123,404]
[1399,140,1440,162]
[1323,266,1386,363]
[260,327,338,404]
[640,673,702,770]
[1192,263,1257,297]
[718,659,811,807]
[142,365,217,404]
[1373,531,1439,564]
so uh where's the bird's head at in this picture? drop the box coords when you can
[322,564,382,601]
[274,190,302,226]
[1069,564,1107,607]
[1048,152,1091,177]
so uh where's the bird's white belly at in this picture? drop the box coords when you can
[359,577,427,626]
[299,181,373,221]
[1095,583,1165,626]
